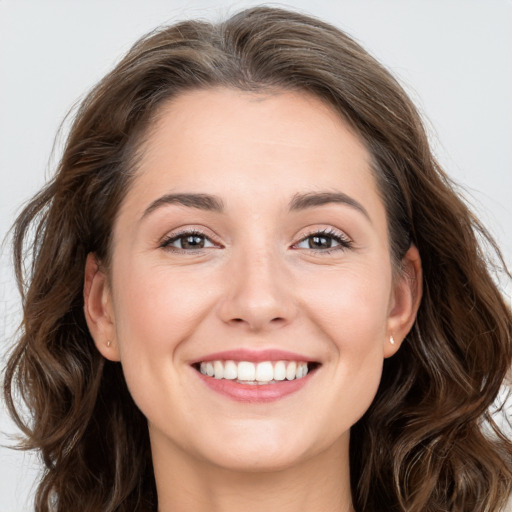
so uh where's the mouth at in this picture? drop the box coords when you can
[192,359,320,385]
[190,350,321,402]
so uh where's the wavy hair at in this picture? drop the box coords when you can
[4,6,511,511]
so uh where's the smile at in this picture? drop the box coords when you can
[197,360,310,384]
[191,351,320,402]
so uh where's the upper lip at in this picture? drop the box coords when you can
[190,348,318,364]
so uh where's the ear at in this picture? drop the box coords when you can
[384,245,422,358]
[83,253,121,362]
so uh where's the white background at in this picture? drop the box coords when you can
[1,1,511,510]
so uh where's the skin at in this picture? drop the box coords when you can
[84,88,422,512]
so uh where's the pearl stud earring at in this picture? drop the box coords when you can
[390,335,395,345]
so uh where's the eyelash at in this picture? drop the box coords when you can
[294,228,353,254]
[159,229,220,253]
[159,228,353,254]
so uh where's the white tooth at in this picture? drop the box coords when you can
[296,362,307,379]
[286,361,297,380]
[223,360,237,380]
[200,362,207,375]
[237,361,255,381]
[213,360,224,379]
[256,361,273,382]
[274,361,286,381]
[205,362,214,377]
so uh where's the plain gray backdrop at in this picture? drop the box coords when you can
[1,1,511,510]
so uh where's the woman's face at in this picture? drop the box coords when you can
[85,87,420,472]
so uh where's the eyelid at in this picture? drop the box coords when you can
[159,226,223,252]
[292,226,353,252]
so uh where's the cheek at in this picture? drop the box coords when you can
[297,266,390,418]
[109,260,219,416]
[112,262,215,352]
[299,264,391,349]
[108,260,217,425]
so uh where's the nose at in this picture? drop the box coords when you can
[216,247,297,332]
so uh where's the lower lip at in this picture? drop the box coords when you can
[195,371,313,403]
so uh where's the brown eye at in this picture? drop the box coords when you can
[161,231,216,251]
[180,234,206,249]
[308,235,333,249]
[295,230,352,252]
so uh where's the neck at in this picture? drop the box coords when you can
[151,431,354,512]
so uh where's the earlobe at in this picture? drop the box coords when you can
[384,245,423,358]
[83,253,121,362]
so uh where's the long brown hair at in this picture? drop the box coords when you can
[4,6,511,511]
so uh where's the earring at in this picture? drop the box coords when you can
[390,335,395,345]
[106,340,112,347]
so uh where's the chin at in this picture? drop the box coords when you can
[207,444,311,473]
[189,419,348,474]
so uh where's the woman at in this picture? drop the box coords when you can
[4,6,511,512]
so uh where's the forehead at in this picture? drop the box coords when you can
[122,87,383,221]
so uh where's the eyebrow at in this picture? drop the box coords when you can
[141,193,224,220]
[289,191,370,220]
[141,190,370,221]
